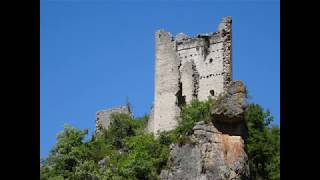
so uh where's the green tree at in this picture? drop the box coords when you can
[41,124,89,179]
[117,134,169,180]
[245,104,280,180]
[101,113,136,149]
[71,160,100,180]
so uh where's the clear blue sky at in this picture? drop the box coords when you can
[40,0,279,157]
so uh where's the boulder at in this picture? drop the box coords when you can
[210,80,247,124]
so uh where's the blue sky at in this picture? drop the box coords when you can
[40,0,279,157]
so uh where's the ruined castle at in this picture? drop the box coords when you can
[147,17,232,135]
[96,17,232,135]
[94,17,250,179]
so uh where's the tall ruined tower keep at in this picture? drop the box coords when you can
[148,17,233,135]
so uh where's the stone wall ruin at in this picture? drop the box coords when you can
[149,17,233,135]
[95,105,132,134]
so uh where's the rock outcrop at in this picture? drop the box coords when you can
[160,81,249,180]
[210,81,247,124]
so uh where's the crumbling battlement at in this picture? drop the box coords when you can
[95,105,132,134]
[149,17,233,135]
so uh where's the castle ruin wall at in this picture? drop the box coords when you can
[95,105,131,134]
[148,17,233,135]
[153,30,182,134]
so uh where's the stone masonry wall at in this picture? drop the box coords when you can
[152,30,182,135]
[217,17,233,90]
[149,17,233,135]
[95,105,131,134]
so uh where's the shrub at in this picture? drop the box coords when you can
[176,136,195,146]
[101,113,136,149]
[175,99,212,136]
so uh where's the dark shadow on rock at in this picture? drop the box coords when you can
[212,120,248,141]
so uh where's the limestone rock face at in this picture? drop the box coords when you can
[210,80,247,124]
[160,80,249,180]
[160,121,249,180]
[160,144,202,180]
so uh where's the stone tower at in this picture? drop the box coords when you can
[148,17,233,135]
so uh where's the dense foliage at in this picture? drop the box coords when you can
[175,99,213,136]
[41,100,279,180]
[245,104,280,180]
[40,114,169,180]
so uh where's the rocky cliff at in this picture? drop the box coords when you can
[160,81,249,180]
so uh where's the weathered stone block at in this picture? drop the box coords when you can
[210,80,247,124]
